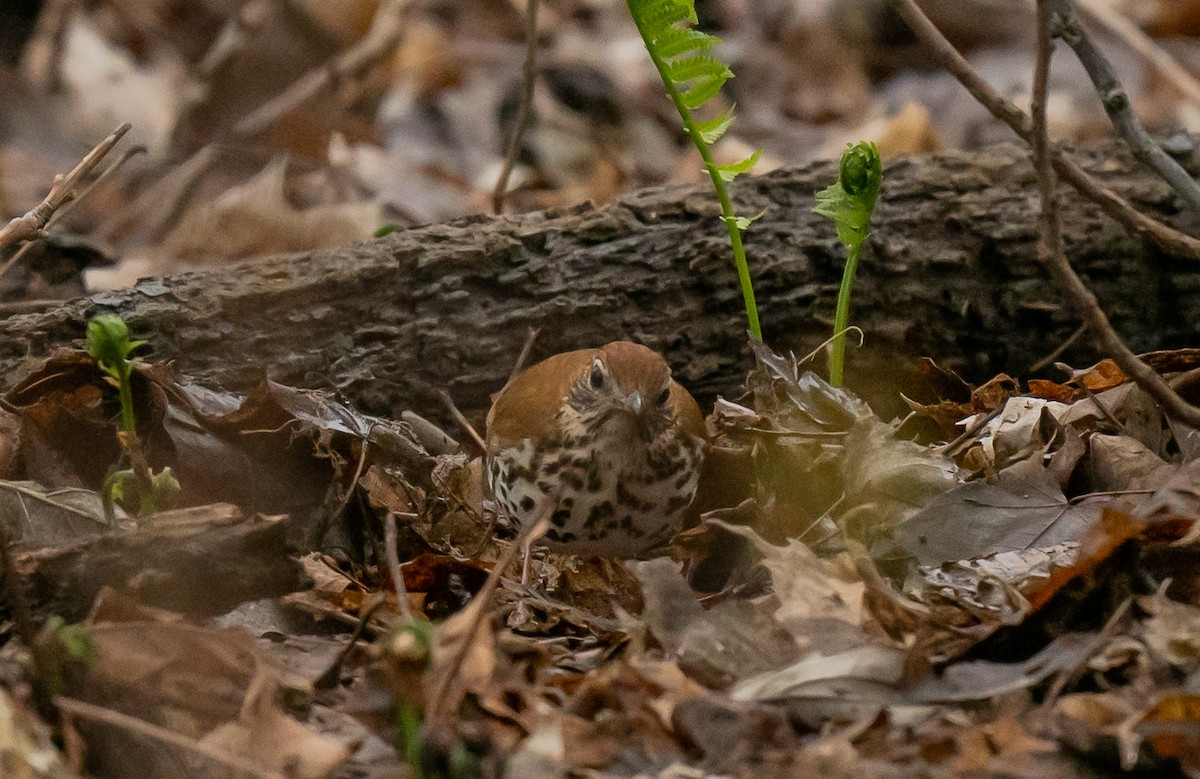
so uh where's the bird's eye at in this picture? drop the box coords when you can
[589,360,605,389]
[657,387,671,405]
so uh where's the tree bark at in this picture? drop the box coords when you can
[2,137,1198,423]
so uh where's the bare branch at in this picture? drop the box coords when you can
[1076,0,1200,112]
[0,123,131,251]
[232,0,407,138]
[888,0,1200,262]
[1031,0,1200,428]
[1047,0,1200,217]
[492,0,541,215]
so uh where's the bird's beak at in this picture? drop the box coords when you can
[624,391,643,415]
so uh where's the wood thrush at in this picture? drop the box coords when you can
[485,341,706,558]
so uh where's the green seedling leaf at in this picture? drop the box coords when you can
[87,314,137,375]
[42,616,97,665]
[813,141,883,387]
[813,141,881,250]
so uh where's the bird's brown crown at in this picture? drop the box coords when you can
[485,341,704,451]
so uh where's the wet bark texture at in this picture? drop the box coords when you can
[2,137,1198,423]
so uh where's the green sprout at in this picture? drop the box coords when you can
[36,616,96,696]
[813,141,882,387]
[627,0,763,340]
[86,314,179,520]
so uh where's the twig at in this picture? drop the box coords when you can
[1029,321,1088,372]
[105,0,405,246]
[19,0,73,93]
[887,0,1200,262]
[440,391,487,452]
[169,0,276,151]
[1058,365,1130,434]
[0,123,131,251]
[313,595,388,690]
[492,0,540,214]
[55,697,286,779]
[426,510,549,722]
[507,327,540,385]
[1046,0,1200,216]
[52,146,146,228]
[1076,0,1200,111]
[385,511,414,621]
[1031,1,1200,428]
[232,0,407,138]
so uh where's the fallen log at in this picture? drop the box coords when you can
[2,137,1198,423]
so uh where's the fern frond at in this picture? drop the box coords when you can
[665,55,730,84]
[627,0,763,340]
[653,27,716,59]
[695,106,735,144]
[713,149,762,183]
[628,0,694,30]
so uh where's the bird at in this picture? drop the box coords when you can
[485,341,707,558]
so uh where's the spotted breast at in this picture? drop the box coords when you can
[484,341,707,557]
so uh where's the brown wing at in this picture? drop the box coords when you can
[668,380,707,441]
[485,348,596,451]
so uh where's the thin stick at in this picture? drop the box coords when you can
[101,0,405,246]
[1076,0,1200,111]
[0,123,131,250]
[1047,0,1200,216]
[936,404,1006,457]
[313,595,388,690]
[1031,0,1200,428]
[492,0,540,214]
[385,511,414,621]
[1029,321,1088,372]
[887,0,1200,262]
[440,391,487,452]
[55,697,285,779]
[169,0,275,150]
[53,146,146,228]
[232,0,407,138]
[426,511,549,722]
[507,327,540,385]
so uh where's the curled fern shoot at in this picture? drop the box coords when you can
[813,141,882,388]
[627,0,762,341]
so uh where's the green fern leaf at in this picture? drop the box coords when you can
[712,149,762,182]
[627,0,764,339]
[730,209,766,231]
[695,106,736,144]
[681,74,729,109]
[630,0,694,29]
[653,27,716,59]
[666,55,731,84]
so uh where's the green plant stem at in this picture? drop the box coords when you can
[630,11,761,341]
[116,364,136,436]
[830,242,862,387]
